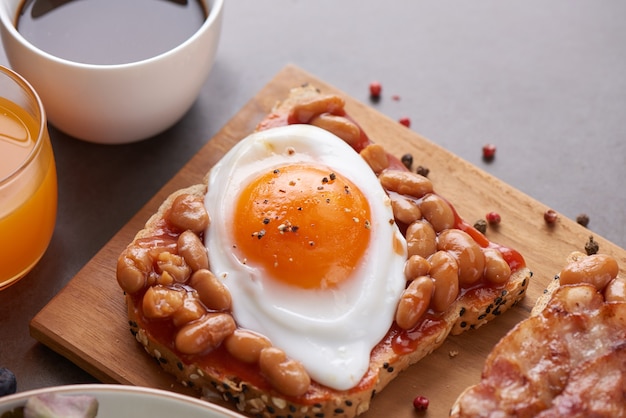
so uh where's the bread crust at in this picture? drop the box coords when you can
[119,86,531,418]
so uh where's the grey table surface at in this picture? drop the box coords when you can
[1,0,625,395]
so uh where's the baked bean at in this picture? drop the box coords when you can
[562,284,600,313]
[482,248,511,284]
[168,194,210,234]
[178,230,209,272]
[428,251,460,312]
[404,255,431,281]
[175,313,236,355]
[172,295,207,328]
[389,193,422,225]
[379,170,433,199]
[225,329,272,363]
[406,220,437,259]
[559,254,619,291]
[142,285,184,319]
[419,194,455,232]
[190,269,232,311]
[309,113,361,147]
[395,276,434,329]
[259,347,311,397]
[437,229,485,286]
[604,275,626,302]
[116,246,152,294]
[360,143,389,174]
[288,94,345,124]
[156,252,191,284]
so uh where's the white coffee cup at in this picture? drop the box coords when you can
[0,0,223,144]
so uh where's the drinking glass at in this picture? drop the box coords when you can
[0,65,57,290]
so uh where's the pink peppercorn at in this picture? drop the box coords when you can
[544,209,558,224]
[369,81,382,99]
[399,116,411,127]
[413,395,429,411]
[486,211,501,224]
[482,143,496,160]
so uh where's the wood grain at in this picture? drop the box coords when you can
[30,65,626,418]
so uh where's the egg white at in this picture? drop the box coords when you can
[205,124,407,391]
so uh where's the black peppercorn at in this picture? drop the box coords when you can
[576,213,590,227]
[401,153,413,170]
[474,219,487,234]
[416,165,429,177]
[584,235,599,255]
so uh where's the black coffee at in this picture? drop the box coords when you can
[16,0,208,65]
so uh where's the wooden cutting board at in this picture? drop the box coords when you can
[31,64,626,417]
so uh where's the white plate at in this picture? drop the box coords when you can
[0,384,244,417]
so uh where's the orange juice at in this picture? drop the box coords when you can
[0,96,57,289]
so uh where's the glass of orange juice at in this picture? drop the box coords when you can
[0,65,57,290]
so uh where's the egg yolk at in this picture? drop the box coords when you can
[233,163,372,289]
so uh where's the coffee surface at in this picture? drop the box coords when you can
[17,0,207,65]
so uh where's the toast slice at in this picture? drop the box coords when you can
[450,251,625,418]
[116,85,532,418]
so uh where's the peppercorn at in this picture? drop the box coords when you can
[544,209,558,224]
[482,144,496,161]
[369,81,382,101]
[474,219,487,234]
[413,395,429,411]
[576,213,590,227]
[398,116,411,127]
[486,212,501,225]
[585,236,599,255]
[416,165,430,177]
[401,153,413,170]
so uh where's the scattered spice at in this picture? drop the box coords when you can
[413,395,429,411]
[415,165,429,177]
[482,143,496,161]
[544,209,558,224]
[401,153,413,170]
[369,81,382,100]
[576,213,590,227]
[486,211,501,225]
[585,235,599,255]
[329,172,336,181]
[398,116,411,128]
[392,94,401,101]
[278,222,299,234]
[474,219,487,234]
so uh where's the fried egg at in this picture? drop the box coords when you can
[205,124,407,391]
